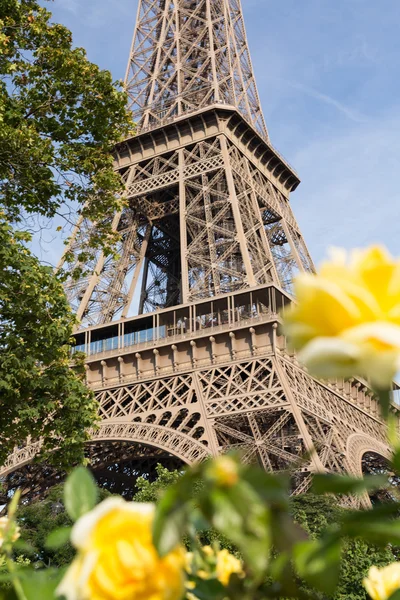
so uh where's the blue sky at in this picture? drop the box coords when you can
[43,0,400,267]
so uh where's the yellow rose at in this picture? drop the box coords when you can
[56,498,185,600]
[363,563,400,600]
[201,546,214,557]
[283,246,400,389]
[206,456,239,488]
[185,547,243,590]
[0,516,20,549]
[216,549,244,586]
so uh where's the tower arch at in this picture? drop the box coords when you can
[0,422,211,479]
[0,423,211,505]
[346,433,391,478]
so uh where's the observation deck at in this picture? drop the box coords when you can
[72,284,291,390]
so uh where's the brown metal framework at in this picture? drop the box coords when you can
[60,107,310,327]
[125,0,268,138]
[0,0,395,505]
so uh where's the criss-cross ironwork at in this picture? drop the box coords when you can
[0,0,395,508]
[125,0,268,138]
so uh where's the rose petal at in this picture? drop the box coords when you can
[71,497,154,550]
[298,337,361,380]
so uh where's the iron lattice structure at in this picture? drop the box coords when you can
[125,0,268,139]
[0,0,395,506]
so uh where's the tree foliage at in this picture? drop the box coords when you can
[0,0,132,254]
[16,484,110,568]
[133,465,184,503]
[135,468,397,600]
[3,464,398,599]
[17,485,75,568]
[0,219,98,467]
[291,495,396,600]
[0,0,133,465]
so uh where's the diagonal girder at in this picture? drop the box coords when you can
[125,0,268,139]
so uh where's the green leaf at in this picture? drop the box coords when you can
[0,588,17,600]
[340,503,400,545]
[267,554,300,598]
[242,468,290,507]
[391,445,400,474]
[204,483,271,581]
[45,527,72,550]
[343,502,400,522]
[12,540,35,555]
[189,577,226,600]
[344,519,400,545]
[388,591,400,600]
[270,508,308,552]
[312,473,388,496]
[63,467,98,521]
[7,490,21,519]
[294,535,341,595]
[20,568,63,600]
[153,484,191,557]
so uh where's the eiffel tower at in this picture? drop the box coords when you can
[0,0,392,506]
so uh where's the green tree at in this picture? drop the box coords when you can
[0,219,98,467]
[291,494,396,600]
[0,0,132,258]
[0,0,133,466]
[9,465,399,599]
[17,484,111,568]
[133,465,184,503]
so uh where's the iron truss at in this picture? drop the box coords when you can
[0,348,392,507]
[125,0,268,138]
[60,128,311,327]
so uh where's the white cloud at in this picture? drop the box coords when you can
[288,81,368,124]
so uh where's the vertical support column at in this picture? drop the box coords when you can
[153,349,160,374]
[178,148,190,304]
[118,323,122,350]
[220,135,257,288]
[249,327,257,356]
[281,219,307,274]
[139,257,150,315]
[118,357,124,383]
[140,1,170,129]
[223,3,253,130]
[122,224,151,318]
[135,353,142,378]
[229,332,237,359]
[192,371,220,457]
[173,0,183,116]
[75,211,122,322]
[209,336,216,364]
[206,0,220,103]
[101,361,107,386]
[171,345,178,371]
[272,322,278,354]
[121,320,125,350]
[190,340,197,368]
